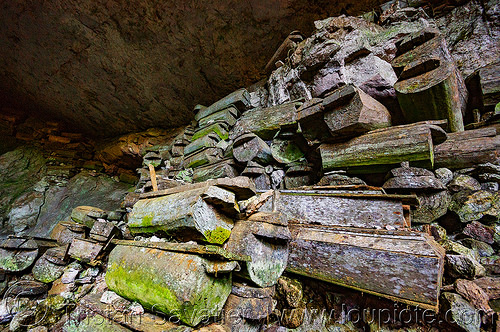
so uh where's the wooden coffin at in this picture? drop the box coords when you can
[320,121,447,173]
[258,189,415,229]
[287,224,445,310]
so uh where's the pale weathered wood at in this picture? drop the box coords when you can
[258,190,411,229]
[198,107,238,129]
[224,220,290,287]
[192,159,238,183]
[265,31,303,73]
[287,224,445,310]
[434,128,500,169]
[320,122,447,173]
[183,132,220,156]
[393,29,467,132]
[129,186,235,244]
[147,164,158,192]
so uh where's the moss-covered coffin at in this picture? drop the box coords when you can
[319,121,447,173]
[287,224,445,311]
[194,88,250,122]
[392,29,467,132]
[127,186,234,244]
[106,244,234,326]
[224,216,290,287]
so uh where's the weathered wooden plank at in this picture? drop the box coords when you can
[392,29,467,132]
[194,88,250,121]
[111,239,250,261]
[106,244,233,327]
[224,220,290,287]
[320,122,447,173]
[128,186,234,244]
[259,190,410,229]
[68,238,103,263]
[287,224,445,310]
[233,133,273,164]
[140,176,256,200]
[434,128,500,169]
[89,220,120,242]
[230,101,302,140]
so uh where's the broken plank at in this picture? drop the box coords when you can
[111,240,250,261]
[195,88,251,121]
[139,176,256,201]
[287,224,445,310]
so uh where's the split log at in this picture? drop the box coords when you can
[287,224,445,310]
[233,133,273,164]
[231,101,302,140]
[106,244,235,327]
[193,159,238,183]
[198,106,238,129]
[183,147,223,169]
[434,127,500,169]
[139,176,256,201]
[392,29,467,132]
[128,186,235,244]
[320,121,447,173]
[224,215,290,287]
[194,88,250,121]
[258,189,411,229]
[184,133,220,156]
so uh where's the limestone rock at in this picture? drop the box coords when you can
[446,254,486,280]
[449,190,500,223]
[463,221,497,245]
[440,292,481,332]
[474,277,500,300]
[435,168,454,186]
[411,191,450,224]
[448,175,482,192]
[454,279,492,313]
[461,238,495,257]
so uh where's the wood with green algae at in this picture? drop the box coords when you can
[287,224,445,311]
[320,121,447,173]
[128,186,234,244]
[105,245,233,327]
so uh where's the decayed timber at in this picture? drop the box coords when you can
[184,133,220,156]
[434,127,500,169]
[106,244,234,327]
[192,159,238,183]
[128,186,234,244]
[224,216,290,287]
[111,239,250,261]
[392,29,467,132]
[287,224,445,310]
[323,85,391,139]
[320,121,447,173]
[68,238,104,263]
[233,133,273,164]
[258,190,415,229]
[140,176,256,200]
[265,31,303,73]
[198,106,238,129]
[191,122,230,141]
[194,88,250,121]
[231,101,302,140]
[0,237,39,272]
[183,147,223,169]
[284,165,313,189]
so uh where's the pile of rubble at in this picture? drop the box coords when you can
[0,1,499,331]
